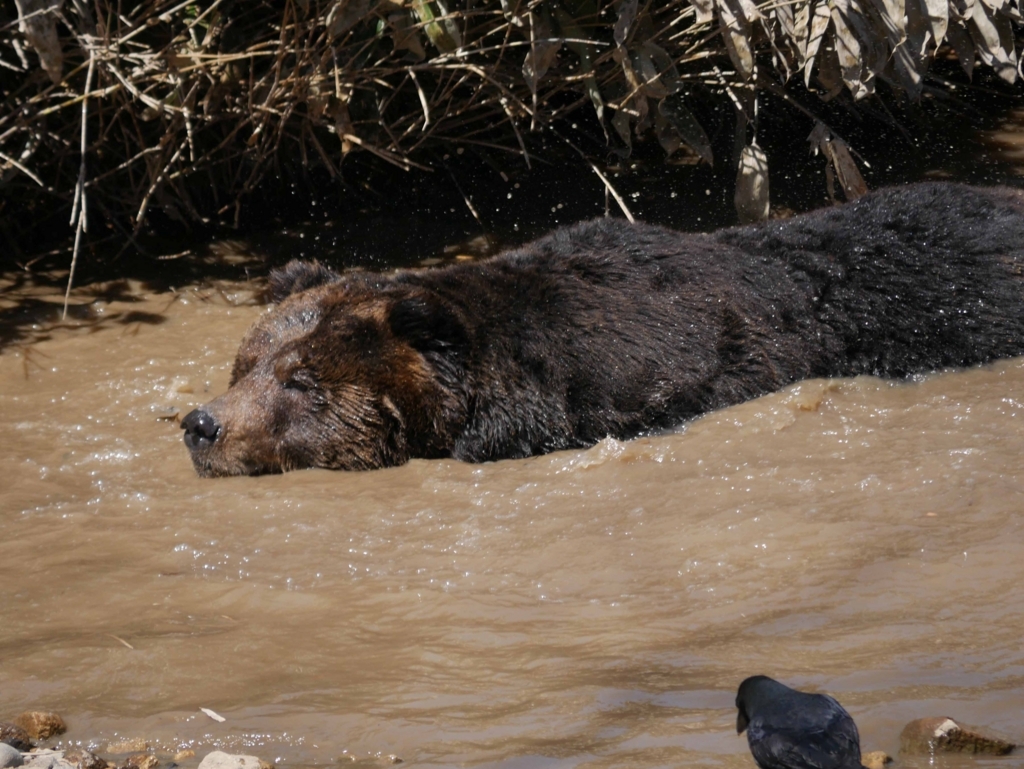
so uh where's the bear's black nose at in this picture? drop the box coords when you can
[182,409,221,449]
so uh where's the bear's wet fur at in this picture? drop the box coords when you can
[182,182,1024,476]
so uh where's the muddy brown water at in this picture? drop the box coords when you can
[2,277,1024,769]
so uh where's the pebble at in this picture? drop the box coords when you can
[120,755,157,769]
[104,741,148,756]
[63,750,108,769]
[172,753,193,763]
[0,744,23,769]
[861,750,892,769]
[196,752,272,769]
[21,752,56,769]
[14,714,66,741]
[900,716,1016,755]
[0,724,32,751]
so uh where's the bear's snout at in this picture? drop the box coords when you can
[182,408,221,450]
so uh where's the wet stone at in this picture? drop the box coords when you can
[862,750,893,769]
[120,754,158,769]
[196,753,272,769]
[21,752,57,769]
[104,741,148,756]
[0,724,32,751]
[900,717,1016,755]
[172,753,194,763]
[14,714,66,742]
[0,743,24,769]
[63,750,108,769]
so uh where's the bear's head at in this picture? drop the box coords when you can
[182,260,469,476]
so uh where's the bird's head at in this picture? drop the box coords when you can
[735,675,783,734]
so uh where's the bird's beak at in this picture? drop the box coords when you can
[736,709,749,734]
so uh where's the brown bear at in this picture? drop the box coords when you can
[182,182,1024,476]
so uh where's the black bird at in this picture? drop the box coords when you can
[735,675,864,769]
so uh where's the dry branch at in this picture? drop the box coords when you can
[0,0,1020,273]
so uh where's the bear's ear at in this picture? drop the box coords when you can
[388,292,469,356]
[267,260,341,303]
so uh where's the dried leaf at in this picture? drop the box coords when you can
[968,3,1017,82]
[638,41,682,96]
[776,2,799,45]
[387,10,426,59]
[917,0,949,47]
[659,94,713,165]
[804,0,832,86]
[613,46,649,127]
[867,0,907,48]
[978,0,1008,14]
[866,0,923,95]
[433,0,463,48]
[499,0,524,26]
[13,0,64,84]
[554,5,604,123]
[831,142,866,198]
[327,96,356,155]
[522,42,560,94]
[815,43,846,97]
[326,0,373,39]
[905,0,932,64]
[654,114,682,156]
[737,0,763,23]
[692,0,715,24]
[792,0,811,60]
[763,11,794,81]
[735,142,769,223]
[611,108,633,155]
[719,0,755,79]
[614,0,639,46]
[952,0,976,22]
[411,0,462,52]
[808,121,867,199]
[830,0,876,98]
[945,18,976,75]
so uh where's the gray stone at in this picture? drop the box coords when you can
[0,724,31,752]
[0,743,23,769]
[21,753,55,769]
[196,753,272,769]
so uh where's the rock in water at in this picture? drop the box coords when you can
[120,755,158,769]
[63,750,107,769]
[14,714,66,742]
[900,717,1015,755]
[196,753,273,769]
[0,724,32,751]
[0,744,24,769]
[104,741,148,756]
[861,751,892,769]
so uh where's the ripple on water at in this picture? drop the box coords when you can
[1,286,1024,768]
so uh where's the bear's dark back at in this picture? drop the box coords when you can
[716,182,1024,377]
[401,217,833,458]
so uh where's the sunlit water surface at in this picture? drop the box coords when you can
[2,279,1023,769]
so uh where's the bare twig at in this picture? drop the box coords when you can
[63,49,96,321]
[552,129,634,223]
